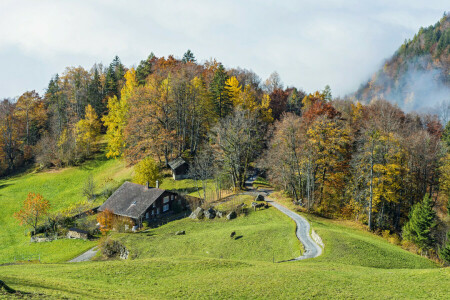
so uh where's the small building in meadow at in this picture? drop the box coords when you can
[168,157,189,180]
[98,181,184,225]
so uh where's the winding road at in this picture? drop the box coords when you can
[246,176,323,261]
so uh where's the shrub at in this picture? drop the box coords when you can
[99,237,124,258]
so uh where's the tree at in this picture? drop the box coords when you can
[440,231,450,264]
[209,64,231,118]
[133,157,163,187]
[211,109,264,190]
[97,208,114,235]
[189,145,216,200]
[182,49,196,63]
[82,173,95,201]
[322,85,332,102]
[136,53,155,85]
[14,192,51,236]
[76,104,101,157]
[102,69,136,158]
[402,195,436,251]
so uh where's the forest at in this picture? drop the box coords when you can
[1,47,450,262]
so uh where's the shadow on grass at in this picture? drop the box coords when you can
[234,236,243,240]
[0,183,12,190]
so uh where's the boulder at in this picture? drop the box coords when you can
[189,207,204,219]
[226,211,237,220]
[255,194,265,201]
[216,211,224,218]
[204,208,216,219]
[175,230,186,235]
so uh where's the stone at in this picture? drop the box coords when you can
[226,211,237,220]
[204,208,216,219]
[189,207,204,219]
[119,247,129,260]
[216,211,224,218]
[255,194,265,201]
[175,230,186,235]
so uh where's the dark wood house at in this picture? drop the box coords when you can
[168,157,189,180]
[98,181,184,225]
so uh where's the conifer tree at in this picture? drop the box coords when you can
[209,64,231,118]
[402,195,436,251]
[182,49,196,63]
[136,52,154,85]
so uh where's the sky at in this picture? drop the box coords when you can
[0,0,448,99]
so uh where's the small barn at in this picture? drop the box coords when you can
[98,181,184,225]
[168,157,189,180]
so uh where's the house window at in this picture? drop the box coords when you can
[146,212,149,219]
[157,208,160,214]
[163,196,170,204]
[151,210,155,216]
[163,204,169,212]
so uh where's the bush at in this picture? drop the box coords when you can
[99,237,125,258]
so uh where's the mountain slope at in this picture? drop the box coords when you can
[354,13,450,111]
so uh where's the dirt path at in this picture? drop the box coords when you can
[68,247,98,262]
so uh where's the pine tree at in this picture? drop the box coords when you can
[182,49,196,63]
[402,195,436,251]
[440,231,450,264]
[88,67,105,117]
[209,64,231,118]
[136,52,154,85]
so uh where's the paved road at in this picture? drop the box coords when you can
[245,174,323,261]
[266,198,322,260]
[68,247,98,262]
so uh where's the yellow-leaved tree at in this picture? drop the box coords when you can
[76,104,101,157]
[102,68,137,158]
[133,157,163,187]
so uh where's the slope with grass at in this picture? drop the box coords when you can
[2,197,448,299]
[0,156,133,264]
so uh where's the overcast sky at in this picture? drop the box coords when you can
[0,0,447,99]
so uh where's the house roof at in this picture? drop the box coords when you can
[98,181,167,219]
[168,157,187,170]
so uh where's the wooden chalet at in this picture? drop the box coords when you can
[168,157,189,180]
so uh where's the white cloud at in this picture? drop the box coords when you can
[0,0,447,98]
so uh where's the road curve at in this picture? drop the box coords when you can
[266,198,322,261]
[68,247,98,262]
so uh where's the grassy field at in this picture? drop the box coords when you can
[0,156,133,264]
[114,203,300,262]
[1,163,449,299]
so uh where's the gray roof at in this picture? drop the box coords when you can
[98,181,166,219]
[168,157,187,170]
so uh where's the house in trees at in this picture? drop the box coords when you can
[168,157,189,180]
[98,181,185,226]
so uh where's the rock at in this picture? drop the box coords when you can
[175,230,186,235]
[204,208,216,219]
[119,247,129,260]
[226,211,237,220]
[189,207,204,219]
[216,211,223,218]
[255,194,265,201]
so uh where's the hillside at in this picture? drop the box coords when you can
[354,13,450,111]
[1,203,446,299]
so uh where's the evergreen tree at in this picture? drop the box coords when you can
[182,49,196,63]
[440,232,450,264]
[209,64,231,118]
[136,52,154,85]
[322,85,332,102]
[88,67,105,117]
[104,64,118,98]
[402,195,436,251]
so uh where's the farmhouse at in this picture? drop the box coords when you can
[98,181,184,225]
[168,157,189,180]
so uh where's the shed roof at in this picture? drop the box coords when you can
[98,181,167,219]
[168,157,187,170]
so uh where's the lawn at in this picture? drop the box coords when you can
[114,203,301,262]
[0,156,133,263]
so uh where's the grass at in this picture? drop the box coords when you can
[114,204,300,262]
[0,155,133,264]
[1,162,448,298]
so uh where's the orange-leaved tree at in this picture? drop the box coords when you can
[97,208,114,235]
[14,192,51,236]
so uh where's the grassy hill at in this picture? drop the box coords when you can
[0,156,133,264]
[0,157,448,299]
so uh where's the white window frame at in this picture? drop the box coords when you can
[163,196,170,204]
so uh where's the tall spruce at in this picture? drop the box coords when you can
[209,64,231,118]
[136,52,154,85]
[182,49,196,63]
[402,195,436,251]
